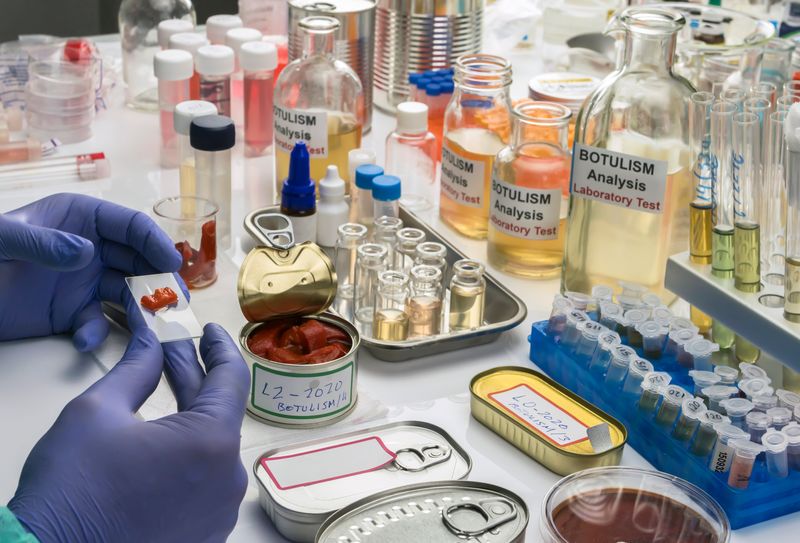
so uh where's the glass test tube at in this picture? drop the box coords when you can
[656,385,689,427]
[190,115,235,249]
[763,111,788,284]
[575,321,607,360]
[598,302,623,330]
[767,407,794,430]
[168,32,209,101]
[672,397,707,442]
[154,50,193,168]
[547,295,573,336]
[374,216,404,270]
[709,424,750,473]
[406,265,444,338]
[588,330,621,375]
[373,271,410,341]
[622,357,654,395]
[727,438,764,489]
[703,385,739,413]
[604,346,637,387]
[624,309,648,347]
[762,429,790,479]
[720,397,755,429]
[636,320,668,359]
[752,394,779,413]
[746,411,771,443]
[786,101,800,322]
[688,370,721,399]
[333,223,369,320]
[639,372,671,412]
[353,243,389,332]
[753,82,778,109]
[783,422,800,471]
[691,411,729,457]
[560,309,589,350]
[448,260,486,332]
[240,41,276,157]
[777,95,794,113]
[396,228,426,272]
[174,100,218,202]
[195,45,234,118]
[684,338,720,371]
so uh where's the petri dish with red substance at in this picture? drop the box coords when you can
[154,196,219,289]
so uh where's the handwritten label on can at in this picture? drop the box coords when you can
[488,384,589,447]
[273,105,328,158]
[440,142,486,208]
[490,177,562,240]
[251,361,354,420]
[570,142,667,214]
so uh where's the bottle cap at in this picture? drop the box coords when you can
[720,397,754,417]
[154,49,194,81]
[762,429,789,453]
[320,165,346,199]
[195,45,235,76]
[714,365,739,385]
[396,101,428,133]
[355,164,383,190]
[168,32,209,56]
[423,69,438,78]
[281,142,316,212]
[348,148,376,181]
[190,115,235,151]
[225,27,263,56]
[174,100,218,135]
[415,77,431,89]
[240,41,278,72]
[372,175,401,201]
[751,394,778,411]
[783,422,800,444]
[206,14,243,44]
[767,406,793,426]
[158,19,195,49]
[408,73,422,85]
[426,83,442,97]
[441,80,455,93]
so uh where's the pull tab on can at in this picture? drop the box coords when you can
[442,498,518,537]
[389,444,452,472]
[245,210,296,250]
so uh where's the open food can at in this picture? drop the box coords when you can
[238,211,359,427]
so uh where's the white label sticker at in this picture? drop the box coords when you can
[261,436,396,490]
[251,361,354,420]
[489,177,562,240]
[440,141,486,208]
[570,142,667,214]
[489,384,589,447]
[273,105,328,158]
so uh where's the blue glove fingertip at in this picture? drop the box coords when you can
[52,232,95,271]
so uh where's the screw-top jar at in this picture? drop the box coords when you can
[439,54,512,239]
[488,101,572,279]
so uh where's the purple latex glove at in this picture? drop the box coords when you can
[7,318,250,543]
[0,193,181,351]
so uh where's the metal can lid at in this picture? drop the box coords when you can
[528,72,599,112]
[289,0,376,14]
[315,481,528,542]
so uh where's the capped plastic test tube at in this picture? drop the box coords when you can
[670,316,700,333]
[746,411,771,444]
[714,365,739,385]
[547,295,573,336]
[622,357,654,395]
[240,41,277,157]
[604,345,637,387]
[651,305,673,327]
[752,394,779,413]
[154,49,193,168]
[591,285,613,305]
[777,389,800,410]
[196,45,235,117]
[739,378,775,399]
[666,328,699,358]
[561,309,589,350]
[353,164,382,228]
[589,330,621,375]
[684,338,719,371]
[619,280,648,300]
[709,424,750,473]
[174,100,218,200]
[728,438,765,488]
[157,19,195,50]
[617,294,644,312]
[168,32,209,101]
[691,410,730,457]
[673,397,708,441]
[575,321,607,360]
[782,422,800,470]
[739,362,769,381]
[703,385,739,412]
[768,406,794,430]
[656,385,690,427]
[762,429,790,478]
[598,302,623,330]
[564,291,591,311]
[637,320,668,359]
[624,309,649,347]
[720,397,755,429]
[639,372,671,412]
[688,370,722,399]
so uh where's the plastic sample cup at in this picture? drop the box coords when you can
[684,338,720,371]
[689,370,722,399]
[738,377,774,399]
[154,196,219,289]
[672,397,707,442]
[762,429,790,478]
[598,302,623,330]
[714,365,739,385]
[709,424,750,473]
[575,321,607,361]
[588,330,621,376]
[561,309,589,350]
[752,394,779,413]
[720,398,755,429]
[638,372,671,412]
[624,309,648,347]
[727,438,764,489]
[604,345,637,387]
[636,320,667,359]
[746,411,770,444]
[154,49,193,168]
[690,410,730,457]
[782,422,800,470]
[655,385,689,427]
[622,357,654,395]
[702,385,739,413]
[767,406,794,430]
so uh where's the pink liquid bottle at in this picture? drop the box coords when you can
[169,32,209,101]
[226,27,263,132]
[154,49,193,167]
[195,45,234,118]
[240,41,277,157]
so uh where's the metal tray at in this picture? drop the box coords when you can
[243,206,528,362]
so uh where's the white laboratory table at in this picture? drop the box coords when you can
[1,38,798,542]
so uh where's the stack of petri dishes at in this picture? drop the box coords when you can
[26,61,95,143]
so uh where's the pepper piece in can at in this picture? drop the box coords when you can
[247,317,352,364]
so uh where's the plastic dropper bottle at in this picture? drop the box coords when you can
[372,175,402,220]
[385,102,437,211]
[174,100,218,199]
[353,164,383,228]
[317,165,349,248]
[281,141,317,244]
[154,49,193,168]
[240,41,277,157]
[196,45,235,117]
[168,32,209,101]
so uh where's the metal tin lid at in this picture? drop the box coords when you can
[528,72,599,112]
[239,209,336,322]
[315,481,528,542]
[289,0,376,14]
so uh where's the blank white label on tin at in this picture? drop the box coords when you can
[489,384,589,447]
[489,177,562,240]
[261,436,397,490]
[440,141,486,208]
[570,142,668,214]
[273,105,328,158]
[251,361,354,420]
[124,273,202,343]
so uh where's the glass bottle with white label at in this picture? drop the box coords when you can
[439,54,512,239]
[488,101,571,278]
[561,7,695,301]
[273,16,364,194]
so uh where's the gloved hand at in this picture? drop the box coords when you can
[0,193,181,351]
[8,320,250,543]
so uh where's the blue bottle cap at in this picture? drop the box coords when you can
[434,68,451,76]
[423,69,438,78]
[372,175,401,201]
[415,76,431,89]
[281,141,316,212]
[355,164,384,190]
[426,83,443,97]
[408,73,421,85]
[441,80,455,93]
[190,115,235,151]
[430,76,448,84]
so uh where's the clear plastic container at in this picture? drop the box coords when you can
[385,102,437,211]
[28,60,93,97]
[541,466,730,543]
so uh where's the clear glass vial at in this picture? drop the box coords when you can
[333,223,369,320]
[488,101,571,279]
[562,7,695,301]
[396,228,426,272]
[274,16,364,193]
[414,241,448,278]
[440,54,512,239]
[353,243,388,331]
[406,265,444,338]
[373,270,410,341]
[448,259,486,331]
[373,216,403,270]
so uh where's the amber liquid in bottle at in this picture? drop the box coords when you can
[373,308,409,341]
[406,296,443,337]
[449,286,485,331]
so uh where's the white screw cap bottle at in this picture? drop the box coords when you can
[317,165,350,247]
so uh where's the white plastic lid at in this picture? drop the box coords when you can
[173,100,218,135]
[783,422,800,444]
[195,45,235,76]
[226,27,263,55]
[720,397,754,416]
[729,438,764,458]
[738,377,774,399]
[169,32,209,55]
[767,406,793,425]
[702,385,738,400]
[396,101,428,133]
[320,165,346,198]
[564,291,591,310]
[689,370,721,387]
[206,14,243,44]
[158,19,194,49]
[348,148,376,181]
[591,285,613,302]
[154,49,194,81]
[746,410,770,430]
[761,429,788,453]
[240,41,278,72]
[777,388,800,409]
[739,362,770,381]
[714,365,739,385]
[528,72,600,112]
